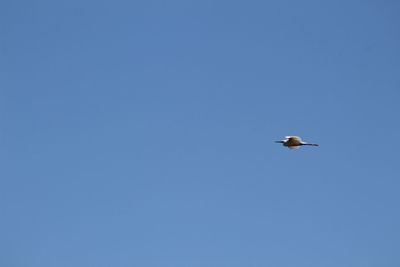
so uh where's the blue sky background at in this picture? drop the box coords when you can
[2,0,400,266]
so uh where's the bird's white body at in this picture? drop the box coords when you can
[275,136,319,149]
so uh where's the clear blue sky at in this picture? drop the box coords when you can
[2,0,400,266]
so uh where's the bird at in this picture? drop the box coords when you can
[275,136,319,149]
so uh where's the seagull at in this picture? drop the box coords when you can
[275,136,319,149]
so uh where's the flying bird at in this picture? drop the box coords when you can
[275,136,319,149]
